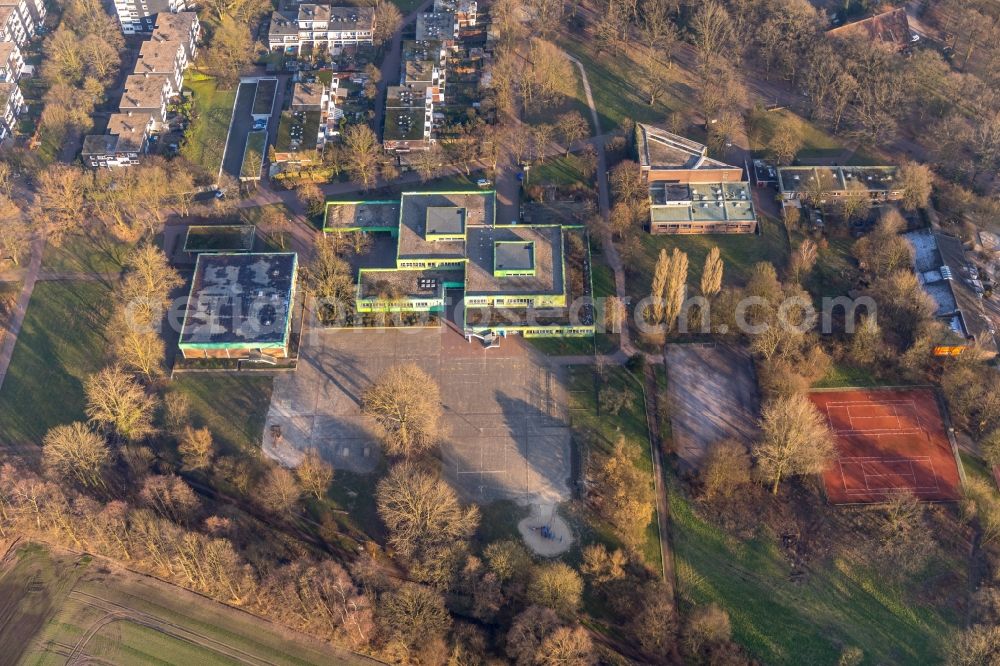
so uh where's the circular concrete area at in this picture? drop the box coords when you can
[518,504,572,556]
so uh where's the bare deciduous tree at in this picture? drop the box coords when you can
[701,439,751,500]
[178,425,214,471]
[42,422,110,489]
[700,246,723,298]
[343,125,381,190]
[754,393,834,493]
[296,448,333,499]
[789,238,818,283]
[85,366,157,442]
[259,466,302,513]
[375,463,479,560]
[362,364,442,457]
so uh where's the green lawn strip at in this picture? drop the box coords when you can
[181,76,237,179]
[475,499,526,546]
[0,281,111,446]
[960,450,993,486]
[526,336,595,356]
[812,363,881,389]
[531,153,589,187]
[625,214,791,303]
[589,255,620,354]
[20,547,342,666]
[168,375,273,455]
[668,478,956,665]
[799,233,855,299]
[750,109,845,155]
[567,365,661,570]
[41,231,130,275]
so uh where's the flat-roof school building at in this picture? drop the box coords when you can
[323,191,594,338]
[179,253,298,359]
[635,123,758,234]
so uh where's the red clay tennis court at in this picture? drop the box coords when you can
[809,388,961,503]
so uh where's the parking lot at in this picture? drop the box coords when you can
[264,319,573,505]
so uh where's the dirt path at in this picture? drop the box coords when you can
[0,236,44,392]
[644,361,676,598]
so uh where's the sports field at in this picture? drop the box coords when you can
[0,542,377,666]
[809,388,962,503]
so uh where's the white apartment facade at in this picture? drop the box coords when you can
[267,5,374,53]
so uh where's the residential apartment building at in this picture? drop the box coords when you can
[0,0,35,39]
[0,41,23,82]
[81,112,154,167]
[83,11,199,166]
[119,73,170,125]
[267,5,374,53]
[153,11,200,62]
[0,5,28,46]
[135,39,184,96]
[113,0,187,34]
[433,0,476,27]
[416,11,458,43]
[0,80,23,139]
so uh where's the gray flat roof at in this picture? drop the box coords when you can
[495,241,534,271]
[636,123,741,172]
[778,166,899,193]
[180,253,297,347]
[397,192,494,260]
[465,225,561,296]
[324,201,401,231]
[426,206,465,235]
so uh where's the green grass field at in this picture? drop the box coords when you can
[0,281,111,446]
[567,365,661,570]
[558,34,682,131]
[626,213,791,302]
[41,232,130,275]
[181,76,237,179]
[168,375,273,455]
[0,542,371,666]
[531,153,591,188]
[669,477,960,665]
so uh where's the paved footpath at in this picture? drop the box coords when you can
[563,52,676,599]
[0,236,44,391]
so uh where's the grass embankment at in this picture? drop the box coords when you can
[558,32,683,131]
[0,281,111,445]
[41,231,130,275]
[668,476,960,665]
